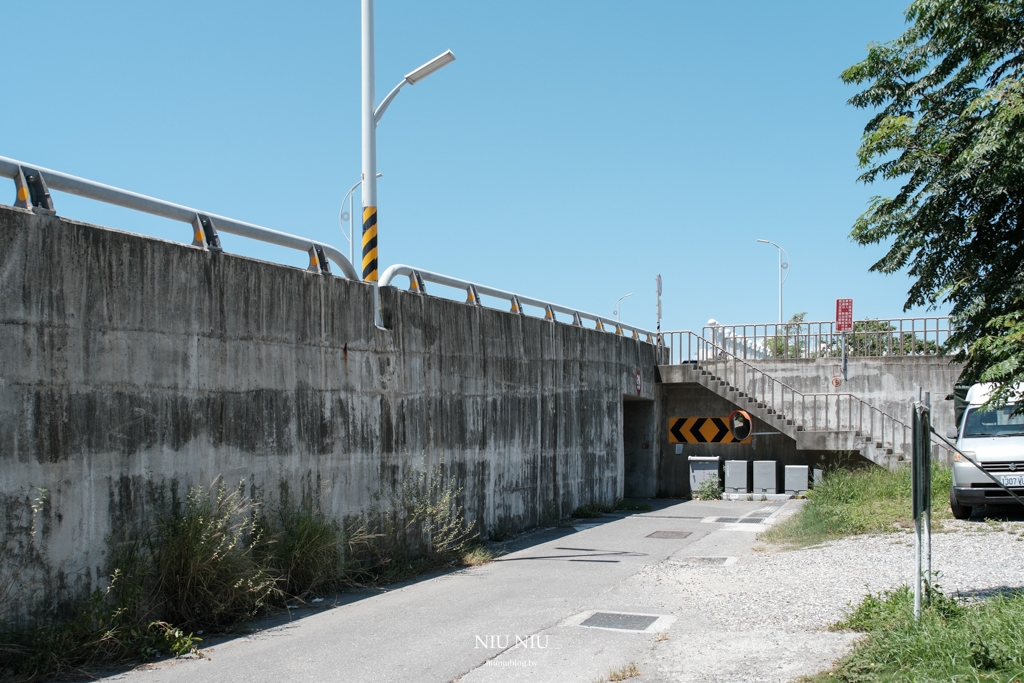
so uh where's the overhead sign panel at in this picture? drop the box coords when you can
[668,416,752,444]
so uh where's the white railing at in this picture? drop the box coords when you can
[380,264,659,341]
[1,155,360,279]
[2,155,661,340]
[702,317,954,360]
[661,330,954,461]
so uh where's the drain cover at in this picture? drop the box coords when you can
[646,531,692,539]
[739,517,766,524]
[688,556,733,565]
[580,612,659,631]
[714,517,741,524]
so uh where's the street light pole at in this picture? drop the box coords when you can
[361,0,455,328]
[340,174,382,268]
[361,0,380,325]
[613,293,633,323]
[757,239,790,323]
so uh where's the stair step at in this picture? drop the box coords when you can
[786,420,794,425]
[738,392,746,398]
[886,448,894,454]
[875,442,884,448]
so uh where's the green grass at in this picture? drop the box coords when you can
[760,464,952,547]
[805,585,1024,682]
[572,502,615,518]
[1,467,483,681]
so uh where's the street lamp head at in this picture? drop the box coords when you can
[405,50,456,84]
[757,239,770,244]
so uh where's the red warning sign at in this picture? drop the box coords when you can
[836,299,853,333]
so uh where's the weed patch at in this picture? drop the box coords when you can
[594,661,641,682]
[460,546,498,567]
[761,464,952,546]
[694,474,723,501]
[572,503,614,518]
[152,480,278,631]
[1,466,480,681]
[614,499,652,512]
[259,502,347,601]
[807,585,1024,681]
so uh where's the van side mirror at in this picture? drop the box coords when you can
[945,426,958,440]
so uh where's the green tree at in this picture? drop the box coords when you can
[766,312,808,358]
[842,0,1024,406]
[843,319,940,357]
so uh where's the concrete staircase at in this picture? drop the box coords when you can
[660,362,903,467]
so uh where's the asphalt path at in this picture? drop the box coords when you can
[101,499,789,683]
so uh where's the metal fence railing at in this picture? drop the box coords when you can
[660,329,954,461]
[1,155,360,279]
[701,317,954,360]
[380,264,659,341]
[2,156,661,341]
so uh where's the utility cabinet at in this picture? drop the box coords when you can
[753,460,776,494]
[724,460,749,493]
[784,465,809,495]
[688,456,720,492]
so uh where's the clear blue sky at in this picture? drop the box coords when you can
[1,1,938,334]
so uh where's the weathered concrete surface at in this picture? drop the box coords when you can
[656,383,819,498]
[738,356,963,438]
[0,204,657,624]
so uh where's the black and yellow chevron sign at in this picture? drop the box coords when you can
[668,416,751,444]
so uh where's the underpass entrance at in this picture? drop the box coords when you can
[623,398,656,498]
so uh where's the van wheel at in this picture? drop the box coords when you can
[950,489,972,520]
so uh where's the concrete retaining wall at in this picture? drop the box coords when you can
[739,357,963,437]
[0,205,657,625]
[656,385,820,497]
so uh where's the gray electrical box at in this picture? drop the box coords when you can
[785,465,809,494]
[688,456,720,492]
[813,468,824,486]
[724,460,748,493]
[753,460,776,494]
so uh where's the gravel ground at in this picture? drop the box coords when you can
[624,511,1024,683]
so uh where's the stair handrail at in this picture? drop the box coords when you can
[661,330,952,462]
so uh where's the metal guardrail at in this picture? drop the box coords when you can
[703,317,953,360]
[0,156,655,339]
[0,155,359,280]
[662,329,954,462]
[379,264,659,341]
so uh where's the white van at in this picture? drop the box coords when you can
[949,383,1024,519]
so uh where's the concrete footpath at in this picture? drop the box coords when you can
[101,499,850,683]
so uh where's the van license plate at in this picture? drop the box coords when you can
[997,475,1024,487]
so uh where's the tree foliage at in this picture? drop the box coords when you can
[842,0,1024,406]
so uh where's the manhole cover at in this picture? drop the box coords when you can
[687,556,733,565]
[739,517,766,524]
[580,612,659,631]
[646,531,692,539]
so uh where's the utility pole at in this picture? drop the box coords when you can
[361,0,381,326]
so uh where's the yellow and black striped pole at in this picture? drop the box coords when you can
[361,206,378,281]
